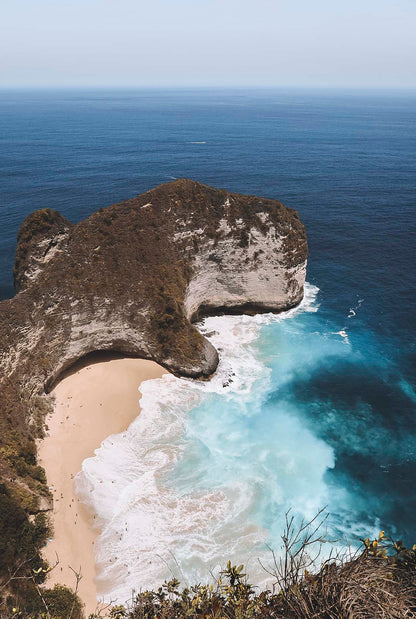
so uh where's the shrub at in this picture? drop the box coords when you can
[33,584,83,618]
[87,517,416,618]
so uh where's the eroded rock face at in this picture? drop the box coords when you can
[0,179,307,586]
[0,179,307,494]
[3,179,307,392]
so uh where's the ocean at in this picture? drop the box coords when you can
[1,89,415,601]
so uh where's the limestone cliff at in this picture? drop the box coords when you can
[0,179,307,530]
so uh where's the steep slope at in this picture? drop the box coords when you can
[0,179,307,596]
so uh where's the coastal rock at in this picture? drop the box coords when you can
[0,179,307,520]
[13,208,71,293]
[3,179,308,388]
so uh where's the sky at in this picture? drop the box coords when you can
[1,0,415,89]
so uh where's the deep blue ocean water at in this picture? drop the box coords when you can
[1,89,415,598]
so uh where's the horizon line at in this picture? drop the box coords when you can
[1,84,416,92]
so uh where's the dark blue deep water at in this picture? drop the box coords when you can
[1,90,415,572]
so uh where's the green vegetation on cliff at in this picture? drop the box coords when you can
[2,523,416,618]
[0,179,308,615]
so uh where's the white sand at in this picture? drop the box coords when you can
[37,354,167,615]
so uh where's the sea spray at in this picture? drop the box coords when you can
[75,284,372,602]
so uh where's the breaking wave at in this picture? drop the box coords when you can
[76,283,387,602]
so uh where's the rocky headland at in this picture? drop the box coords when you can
[0,179,307,605]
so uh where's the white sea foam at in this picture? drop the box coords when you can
[76,283,338,602]
[335,329,350,343]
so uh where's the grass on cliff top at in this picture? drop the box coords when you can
[2,511,416,618]
[102,523,416,619]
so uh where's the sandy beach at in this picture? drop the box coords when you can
[37,354,167,615]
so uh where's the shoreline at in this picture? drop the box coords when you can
[37,354,167,615]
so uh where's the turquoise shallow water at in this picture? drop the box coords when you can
[0,89,415,602]
[76,282,414,601]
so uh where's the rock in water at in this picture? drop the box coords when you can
[7,179,307,386]
[0,179,307,518]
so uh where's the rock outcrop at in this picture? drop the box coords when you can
[0,179,307,524]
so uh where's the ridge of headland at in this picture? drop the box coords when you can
[0,179,307,605]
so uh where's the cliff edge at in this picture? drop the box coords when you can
[0,179,307,591]
[6,178,307,387]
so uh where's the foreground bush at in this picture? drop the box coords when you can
[3,515,416,617]
[105,548,416,618]
[92,517,416,619]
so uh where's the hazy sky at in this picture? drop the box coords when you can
[1,0,415,88]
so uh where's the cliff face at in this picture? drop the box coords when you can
[0,179,307,523]
[5,179,307,387]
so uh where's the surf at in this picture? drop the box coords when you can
[76,284,341,600]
